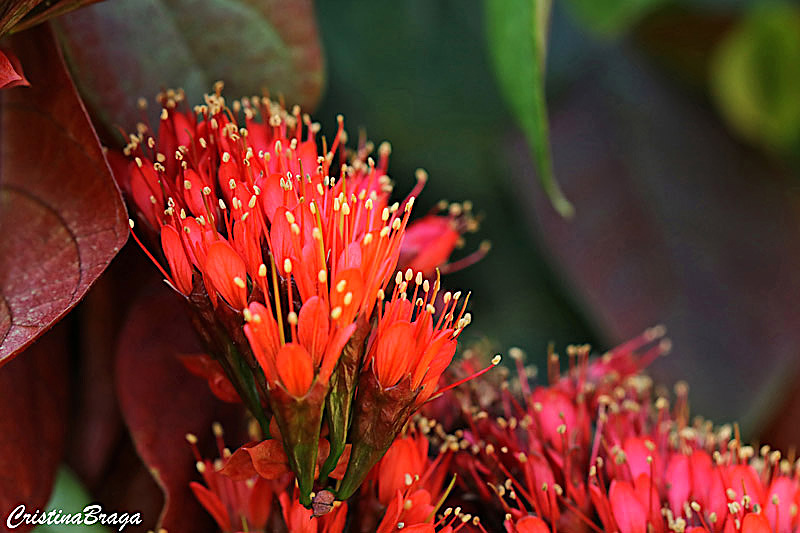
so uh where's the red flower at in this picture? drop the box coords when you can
[118,85,486,506]
[399,199,490,277]
[189,424,350,533]
[370,274,467,402]
[424,328,800,533]
[186,426,272,533]
[278,487,348,533]
[335,275,499,500]
[346,425,489,533]
[375,433,433,506]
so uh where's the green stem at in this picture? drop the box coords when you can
[320,317,370,480]
[233,352,271,438]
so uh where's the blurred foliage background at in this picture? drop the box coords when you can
[313,0,800,439]
[315,0,595,352]
[5,0,800,528]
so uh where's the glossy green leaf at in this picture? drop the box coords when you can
[709,4,800,153]
[485,0,573,217]
[32,468,111,533]
[564,0,667,36]
[53,0,324,134]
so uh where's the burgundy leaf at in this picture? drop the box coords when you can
[0,324,69,533]
[116,285,244,533]
[0,24,128,364]
[66,246,173,492]
[53,0,325,135]
[65,270,124,488]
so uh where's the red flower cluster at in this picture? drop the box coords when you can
[190,423,486,533]
[186,425,347,533]
[422,329,800,533]
[115,85,491,507]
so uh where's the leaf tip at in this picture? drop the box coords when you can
[552,194,575,219]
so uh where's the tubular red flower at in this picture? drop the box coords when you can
[373,321,415,388]
[337,425,489,533]
[368,272,473,403]
[375,434,430,506]
[335,271,485,501]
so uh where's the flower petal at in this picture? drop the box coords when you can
[515,516,550,533]
[373,321,415,388]
[330,268,364,325]
[741,512,771,533]
[276,342,314,397]
[189,482,230,531]
[204,240,249,309]
[609,480,647,533]
[161,225,193,295]
[244,302,280,383]
[298,296,329,365]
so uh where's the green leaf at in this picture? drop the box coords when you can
[709,3,800,154]
[53,0,325,135]
[564,0,667,36]
[32,467,111,533]
[485,0,574,218]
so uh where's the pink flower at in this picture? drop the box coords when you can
[424,328,800,532]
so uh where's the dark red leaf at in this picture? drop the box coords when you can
[65,271,124,488]
[0,24,128,364]
[65,246,173,493]
[53,0,325,135]
[116,285,244,533]
[0,324,69,533]
[0,49,28,89]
